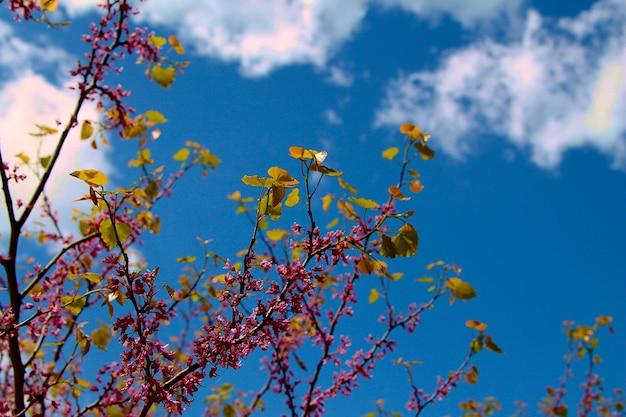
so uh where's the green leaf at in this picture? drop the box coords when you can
[242,175,270,187]
[152,65,176,89]
[99,219,131,250]
[173,148,190,161]
[70,169,108,187]
[382,147,399,160]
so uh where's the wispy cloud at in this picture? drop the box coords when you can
[373,0,524,27]
[323,109,343,125]
[374,0,626,170]
[327,65,354,87]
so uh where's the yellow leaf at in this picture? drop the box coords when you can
[80,121,94,140]
[382,147,399,160]
[16,152,30,164]
[465,366,478,384]
[70,169,108,187]
[285,188,300,207]
[168,35,185,54]
[409,180,423,193]
[445,278,477,301]
[326,217,338,229]
[388,186,409,201]
[465,320,488,332]
[267,166,298,186]
[173,148,190,161]
[321,194,333,212]
[40,0,58,11]
[266,229,289,241]
[596,315,613,325]
[368,288,379,304]
[358,257,375,275]
[288,146,318,160]
[242,175,270,187]
[338,178,358,194]
[400,123,425,140]
[152,65,176,89]
[227,191,241,200]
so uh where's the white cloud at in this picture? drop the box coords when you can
[0,21,111,240]
[323,109,343,125]
[133,0,519,78]
[374,0,626,170]
[136,0,368,77]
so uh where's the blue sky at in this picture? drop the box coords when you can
[0,0,624,415]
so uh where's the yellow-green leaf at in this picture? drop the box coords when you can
[368,288,380,304]
[349,196,377,209]
[150,35,167,47]
[391,223,418,257]
[173,148,190,161]
[379,234,398,258]
[70,169,108,187]
[39,155,51,169]
[445,277,477,301]
[242,175,270,187]
[69,273,102,284]
[145,110,167,124]
[152,65,176,89]
[382,147,399,160]
[99,219,131,250]
[92,323,111,350]
[465,366,479,384]
[61,295,86,315]
[176,256,197,263]
[80,121,94,140]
